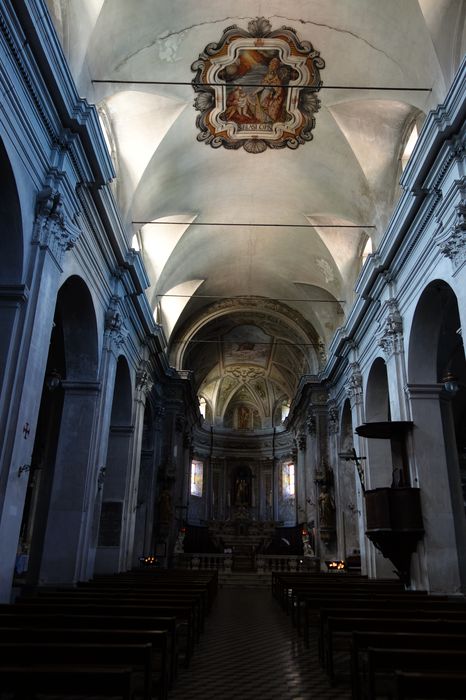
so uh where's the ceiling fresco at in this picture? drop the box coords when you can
[191,17,324,153]
[45,0,466,429]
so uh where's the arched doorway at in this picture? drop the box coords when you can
[18,275,99,586]
[408,280,466,592]
[95,355,134,574]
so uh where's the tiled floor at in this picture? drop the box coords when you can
[169,588,351,699]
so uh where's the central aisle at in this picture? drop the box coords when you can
[169,587,351,699]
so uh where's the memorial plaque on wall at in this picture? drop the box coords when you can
[98,500,123,546]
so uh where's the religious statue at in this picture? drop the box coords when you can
[173,529,185,554]
[235,477,249,505]
[318,485,335,529]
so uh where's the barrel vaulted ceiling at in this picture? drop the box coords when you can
[47,0,466,422]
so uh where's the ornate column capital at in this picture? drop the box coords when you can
[345,362,363,405]
[34,186,81,264]
[297,432,307,451]
[136,360,154,396]
[306,411,316,436]
[327,402,339,434]
[378,299,404,359]
[437,199,466,271]
[105,295,129,349]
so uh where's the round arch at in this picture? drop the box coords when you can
[407,280,466,591]
[365,357,392,490]
[56,275,99,381]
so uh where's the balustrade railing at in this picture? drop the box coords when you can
[175,552,319,573]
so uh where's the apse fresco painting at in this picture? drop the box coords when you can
[192,18,325,153]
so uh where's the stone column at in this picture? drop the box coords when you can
[296,432,307,525]
[121,363,153,571]
[39,380,101,584]
[345,362,369,575]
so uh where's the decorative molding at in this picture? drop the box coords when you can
[378,299,404,359]
[224,366,266,382]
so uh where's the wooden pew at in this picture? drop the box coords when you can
[0,642,152,700]
[7,599,196,666]
[366,647,466,700]
[351,631,466,700]
[296,592,434,640]
[0,628,170,700]
[0,612,177,685]
[0,664,136,699]
[394,670,466,699]
[307,597,466,650]
[22,590,205,636]
[322,616,466,683]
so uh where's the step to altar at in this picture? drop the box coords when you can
[218,571,272,589]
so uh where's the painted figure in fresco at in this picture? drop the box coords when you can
[318,485,335,529]
[224,53,288,126]
[235,477,249,505]
[225,86,253,120]
[250,57,286,123]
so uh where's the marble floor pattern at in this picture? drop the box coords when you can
[169,587,351,700]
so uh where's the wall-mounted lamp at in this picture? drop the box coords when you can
[45,369,62,391]
[442,371,461,395]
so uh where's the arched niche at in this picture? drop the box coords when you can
[408,280,466,591]
[95,355,134,574]
[56,276,99,381]
[20,276,100,586]
[365,357,392,489]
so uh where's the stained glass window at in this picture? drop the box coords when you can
[190,460,203,497]
[282,462,295,497]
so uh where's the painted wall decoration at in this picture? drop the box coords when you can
[223,324,271,367]
[192,17,324,153]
